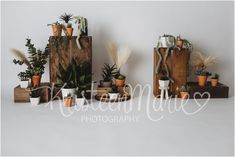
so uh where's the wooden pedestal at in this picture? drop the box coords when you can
[14,82,51,103]
[153,48,190,97]
[188,82,229,99]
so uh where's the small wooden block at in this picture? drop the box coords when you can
[188,82,229,99]
[14,82,51,103]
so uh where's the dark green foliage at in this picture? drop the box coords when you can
[211,73,219,79]
[102,63,117,82]
[160,76,169,80]
[179,85,190,92]
[110,85,118,93]
[17,72,29,81]
[29,88,41,98]
[115,72,126,80]
[60,13,73,23]
[13,59,24,65]
[194,68,211,76]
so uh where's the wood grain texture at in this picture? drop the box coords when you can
[49,36,92,83]
[14,82,51,103]
[188,82,229,98]
[153,48,189,97]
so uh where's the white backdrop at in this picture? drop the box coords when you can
[1,1,234,97]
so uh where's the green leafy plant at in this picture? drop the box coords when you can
[60,13,73,24]
[57,59,78,89]
[12,38,49,77]
[179,85,191,92]
[110,85,119,93]
[17,72,29,81]
[29,88,41,98]
[115,73,126,80]
[194,68,211,76]
[211,73,219,79]
[102,63,117,82]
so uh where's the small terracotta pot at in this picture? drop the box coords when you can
[176,40,184,48]
[31,75,41,87]
[211,79,218,87]
[64,98,73,107]
[52,24,62,36]
[197,75,207,86]
[180,92,189,99]
[66,28,73,36]
[115,79,125,87]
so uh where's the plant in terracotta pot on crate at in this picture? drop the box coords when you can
[60,13,74,36]
[179,85,190,99]
[63,94,73,107]
[29,87,41,105]
[211,73,219,87]
[194,68,211,86]
[12,38,49,88]
[48,21,63,36]
[115,73,126,87]
[191,51,216,87]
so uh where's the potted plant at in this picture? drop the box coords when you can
[76,89,85,106]
[194,68,211,86]
[29,88,41,105]
[60,13,74,36]
[48,21,63,36]
[115,73,126,87]
[179,85,190,99]
[57,61,77,100]
[100,63,117,87]
[12,38,49,88]
[159,75,170,88]
[108,85,119,100]
[18,72,29,88]
[191,52,216,86]
[63,94,73,107]
[176,35,184,48]
[211,73,219,87]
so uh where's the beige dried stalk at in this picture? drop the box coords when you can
[11,48,31,67]
[191,51,216,70]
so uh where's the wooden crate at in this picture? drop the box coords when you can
[96,85,130,97]
[153,48,189,97]
[49,36,92,83]
[188,82,229,99]
[14,83,51,103]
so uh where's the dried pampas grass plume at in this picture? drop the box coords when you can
[191,51,216,70]
[11,48,31,67]
[105,42,132,70]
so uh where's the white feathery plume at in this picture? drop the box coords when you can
[116,45,132,69]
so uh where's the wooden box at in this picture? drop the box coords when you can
[14,83,51,103]
[188,82,229,99]
[48,36,92,83]
[153,47,190,97]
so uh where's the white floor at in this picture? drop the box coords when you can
[1,93,234,156]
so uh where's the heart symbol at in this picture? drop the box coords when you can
[193,92,210,107]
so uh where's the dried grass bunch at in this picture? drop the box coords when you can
[191,51,216,70]
[106,42,132,70]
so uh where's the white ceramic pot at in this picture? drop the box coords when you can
[76,97,85,106]
[159,80,170,88]
[30,97,40,105]
[61,88,76,99]
[108,93,119,100]
[20,80,29,88]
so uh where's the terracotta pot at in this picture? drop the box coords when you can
[180,92,189,99]
[115,79,125,87]
[31,75,41,87]
[66,28,73,36]
[176,40,184,48]
[197,75,207,86]
[211,79,218,87]
[52,24,62,36]
[64,98,73,107]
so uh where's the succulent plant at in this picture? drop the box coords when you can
[179,85,191,92]
[102,63,117,82]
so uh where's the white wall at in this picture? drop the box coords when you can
[1,1,234,97]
